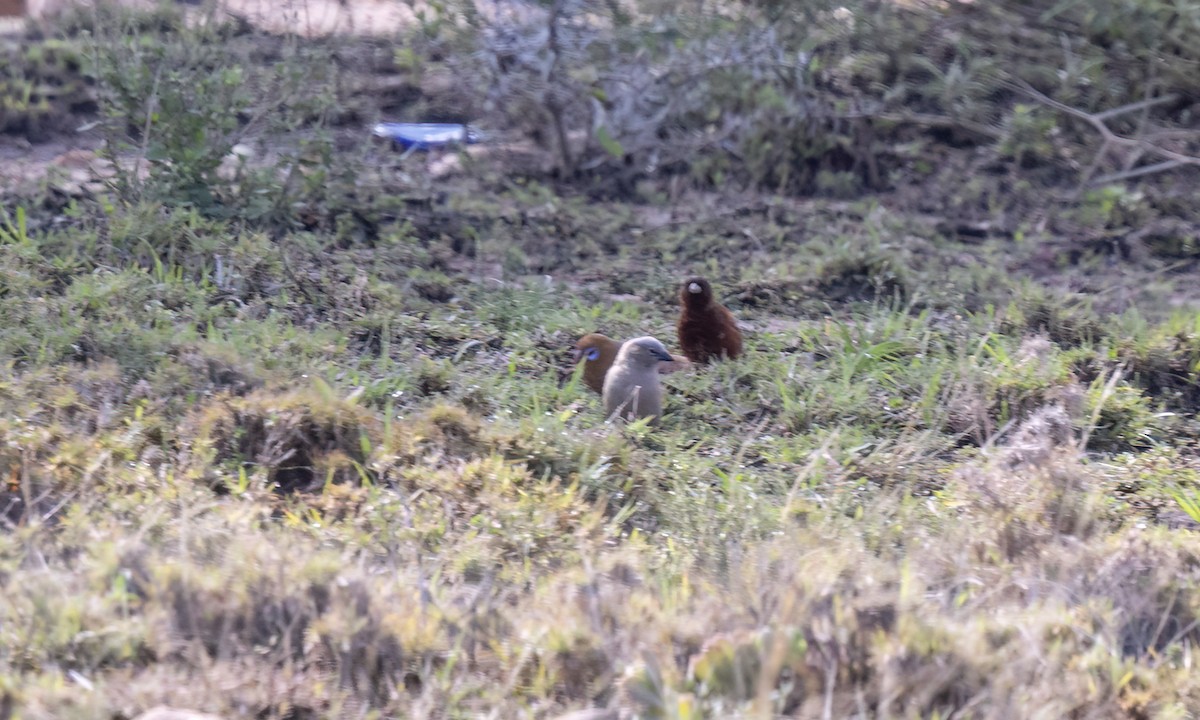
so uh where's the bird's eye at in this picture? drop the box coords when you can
[585,348,600,361]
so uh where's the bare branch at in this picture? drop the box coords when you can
[1074,138,1112,195]
[1093,93,1178,123]
[1089,159,1188,187]
[1009,79,1200,184]
[874,112,1005,141]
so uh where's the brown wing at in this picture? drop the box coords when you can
[716,305,743,359]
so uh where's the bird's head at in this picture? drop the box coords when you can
[620,336,675,367]
[681,276,714,306]
[573,333,618,364]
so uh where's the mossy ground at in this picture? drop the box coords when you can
[4,1,1200,718]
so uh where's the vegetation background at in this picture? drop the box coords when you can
[3,0,1200,717]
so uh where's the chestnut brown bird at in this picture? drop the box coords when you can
[573,333,690,395]
[573,333,622,394]
[676,277,743,364]
[602,336,675,424]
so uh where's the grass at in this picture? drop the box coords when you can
[3,183,1200,717]
[4,1,1200,718]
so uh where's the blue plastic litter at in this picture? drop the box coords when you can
[372,123,485,151]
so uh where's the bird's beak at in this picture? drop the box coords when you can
[652,348,674,362]
[688,282,702,294]
[570,347,582,363]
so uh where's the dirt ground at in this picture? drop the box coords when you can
[19,0,537,36]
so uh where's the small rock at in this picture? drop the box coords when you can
[216,143,254,181]
[428,151,463,179]
[552,710,619,720]
[133,707,226,720]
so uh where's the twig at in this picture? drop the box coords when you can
[1117,65,1159,178]
[781,431,838,524]
[1077,365,1124,454]
[1089,159,1187,186]
[822,654,837,720]
[130,61,165,199]
[544,0,575,176]
[875,111,1005,141]
[1093,93,1178,123]
[1074,137,1112,193]
[1142,128,1200,142]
